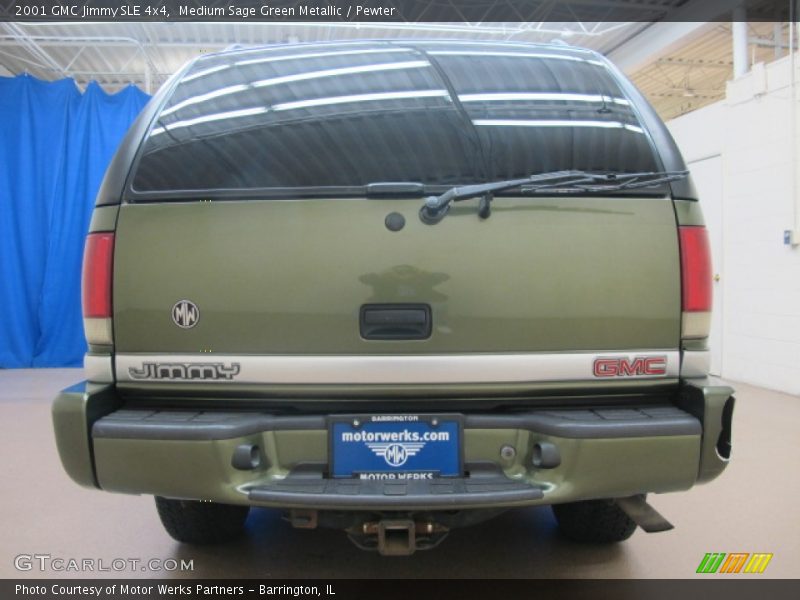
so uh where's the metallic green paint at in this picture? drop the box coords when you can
[92,426,700,508]
[52,383,120,489]
[113,197,681,376]
[677,378,735,484]
[53,369,731,510]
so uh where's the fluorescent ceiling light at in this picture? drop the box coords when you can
[167,60,430,117]
[153,89,451,135]
[472,119,644,133]
[161,84,250,116]
[429,50,605,66]
[223,40,392,58]
[459,92,629,105]
[151,106,268,135]
[252,60,430,89]
[180,48,418,86]
[235,47,414,67]
[180,64,228,83]
[272,90,450,112]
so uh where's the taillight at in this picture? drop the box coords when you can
[679,226,712,338]
[82,232,114,345]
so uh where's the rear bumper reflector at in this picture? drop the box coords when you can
[83,317,113,346]
[84,353,114,383]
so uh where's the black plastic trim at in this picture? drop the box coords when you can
[596,51,697,200]
[92,411,325,440]
[465,406,700,438]
[95,59,199,207]
[246,462,544,510]
[92,405,700,441]
[359,304,432,340]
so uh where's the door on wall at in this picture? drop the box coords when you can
[688,155,723,376]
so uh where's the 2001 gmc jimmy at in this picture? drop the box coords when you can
[53,40,734,555]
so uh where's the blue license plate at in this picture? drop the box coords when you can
[330,415,462,479]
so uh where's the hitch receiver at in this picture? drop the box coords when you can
[377,520,416,556]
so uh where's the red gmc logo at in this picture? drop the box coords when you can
[593,356,668,378]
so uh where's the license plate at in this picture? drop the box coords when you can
[330,414,462,479]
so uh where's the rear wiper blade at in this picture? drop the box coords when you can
[419,170,688,224]
[520,170,690,194]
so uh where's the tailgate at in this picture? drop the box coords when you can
[112,195,680,393]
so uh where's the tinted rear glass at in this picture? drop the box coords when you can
[130,42,660,197]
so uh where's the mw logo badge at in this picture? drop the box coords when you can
[696,552,773,574]
[172,300,199,329]
[367,442,425,467]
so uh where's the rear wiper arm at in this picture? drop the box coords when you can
[419,171,578,224]
[419,170,689,224]
[366,182,426,198]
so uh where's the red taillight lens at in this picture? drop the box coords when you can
[82,233,114,318]
[679,226,712,312]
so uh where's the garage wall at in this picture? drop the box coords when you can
[667,54,800,395]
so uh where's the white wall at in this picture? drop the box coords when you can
[667,55,800,395]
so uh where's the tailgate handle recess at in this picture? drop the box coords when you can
[360,304,432,340]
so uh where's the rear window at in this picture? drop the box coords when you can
[130,42,660,198]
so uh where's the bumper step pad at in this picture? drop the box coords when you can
[247,464,544,510]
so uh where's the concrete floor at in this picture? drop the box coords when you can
[1,368,798,579]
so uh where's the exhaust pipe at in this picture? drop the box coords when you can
[615,495,674,533]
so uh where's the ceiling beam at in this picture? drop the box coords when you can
[655,57,733,69]
[605,0,733,74]
[3,23,68,77]
[608,21,718,74]
[0,37,224,49]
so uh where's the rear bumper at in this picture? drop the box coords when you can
[248,464,545,511]
[52,380,734,510]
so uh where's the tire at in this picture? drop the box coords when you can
[155,497,250,544]
[552,499,637,543]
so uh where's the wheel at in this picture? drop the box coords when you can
[154,497,250,544]
[552,499,637,543]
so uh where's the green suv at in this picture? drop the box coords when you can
[53,40,734,555]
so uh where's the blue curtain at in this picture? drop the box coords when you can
[0,75,150,368]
